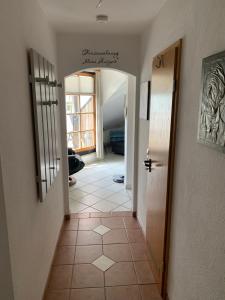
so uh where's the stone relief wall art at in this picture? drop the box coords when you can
[198,50,225,152]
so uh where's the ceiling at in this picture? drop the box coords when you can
[38,0,167,34]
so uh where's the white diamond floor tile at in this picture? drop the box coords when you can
[93,225,111,235]
[92,255,115,272]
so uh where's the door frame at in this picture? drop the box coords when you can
[148,40,182,299]
[60,68,138,218]
[163,39,182,300]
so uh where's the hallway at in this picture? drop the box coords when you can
[2,0,225,299]
[45,212,161,300]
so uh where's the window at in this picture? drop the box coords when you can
[65,73,96,153]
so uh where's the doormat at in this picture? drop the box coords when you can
[113,175,124,183]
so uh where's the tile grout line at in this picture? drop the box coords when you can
[47,282,156,292]
[70,164,132,213]
[123,218,140,286]
[100,216,107,300]
[69,218,79,298]
[48,256,150,267]
[69,196,132,213]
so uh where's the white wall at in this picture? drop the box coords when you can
[101,69,127,129]
[101,69,127,102]
[125,75,136,191]
[0,157,14,299]
[57,33,140,77]
[138,0,225,299]
[136,119,149,232]
[0,0,65,299]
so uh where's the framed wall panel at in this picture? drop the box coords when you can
[49,64,55,178]
[50,65,60,173]
[30,52,47,200]
[44,58,54,184]
[39,56,51,191]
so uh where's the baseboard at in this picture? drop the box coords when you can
[132,211,137,218]
[64,214,71,220]
[42,217,65,300]
[136,216,163,298]
[125,184,132,190]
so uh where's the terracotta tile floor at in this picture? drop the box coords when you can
[45,212,162,300]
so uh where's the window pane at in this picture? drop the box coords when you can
[81,131,95,148]
[80,76,94,94]
[66,95,79,113]
[67,132,80,149]
[65,75,79,93]
[81,114,94,131]
[80,95,94,113]
[66,114,80,132]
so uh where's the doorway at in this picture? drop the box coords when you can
[64,68,136,214]
[145,40,182,299]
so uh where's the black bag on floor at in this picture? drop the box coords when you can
[68,148,85,176]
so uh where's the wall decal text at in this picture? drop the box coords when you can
[82,49,119,65]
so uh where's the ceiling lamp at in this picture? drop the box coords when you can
[96,0,103,9]
[96,15,109,23]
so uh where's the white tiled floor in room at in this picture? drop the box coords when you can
[69,154,133,213]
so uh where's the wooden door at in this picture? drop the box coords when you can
[145,40,181,297]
